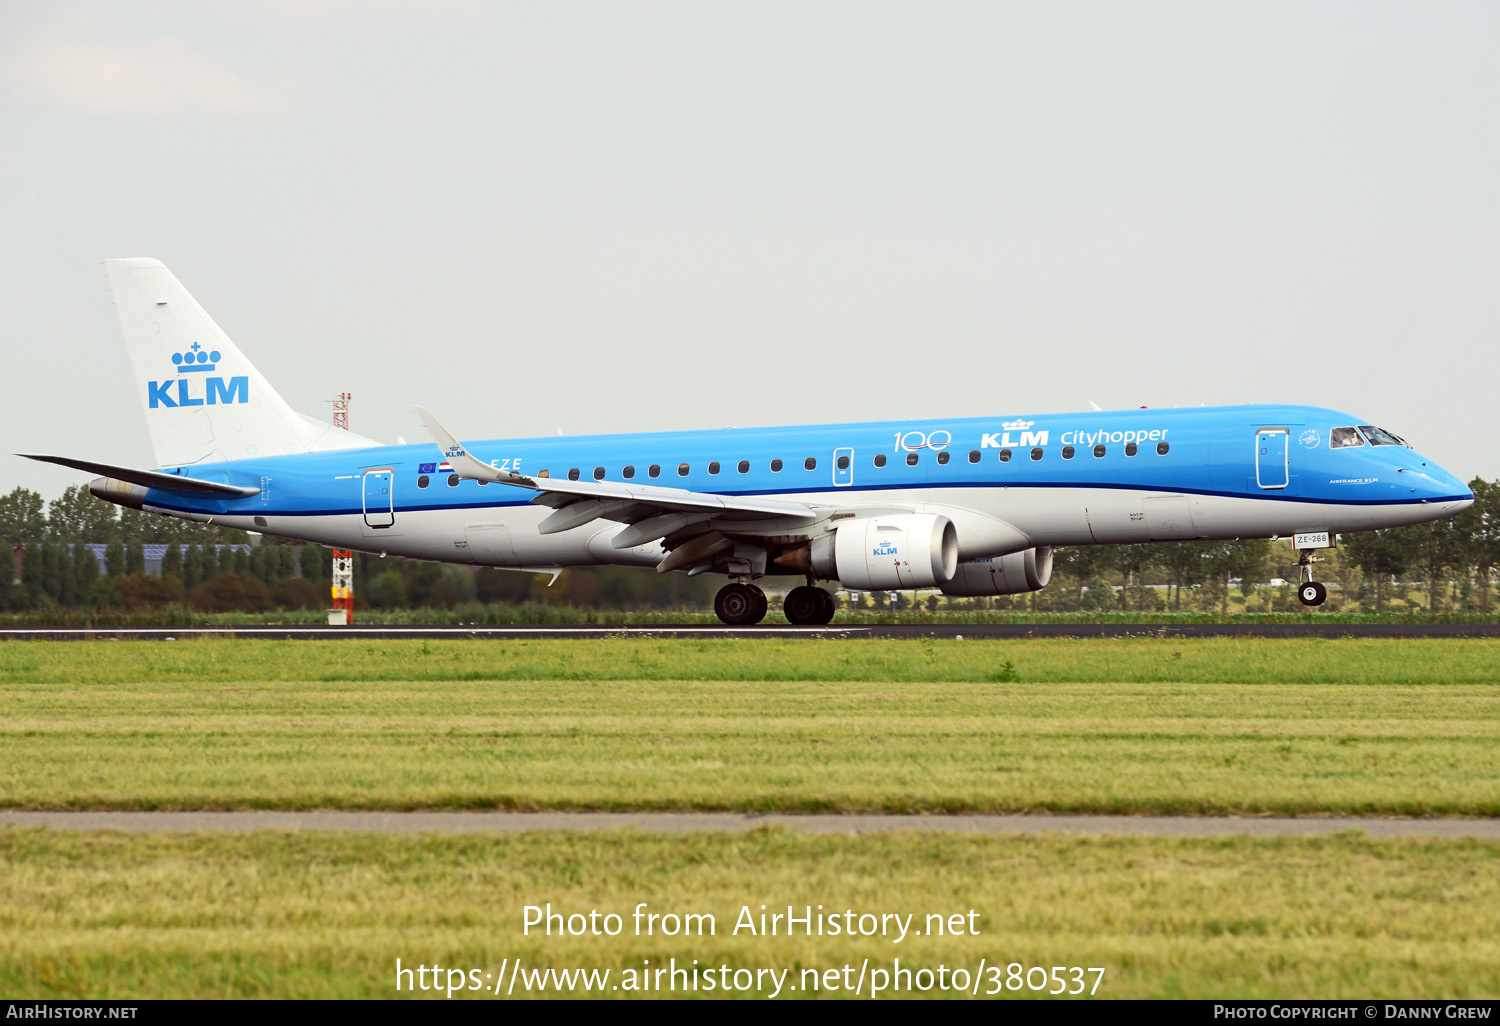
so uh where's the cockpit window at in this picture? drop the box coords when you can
[1329,426,1365,449]
[1359,425,1406,447]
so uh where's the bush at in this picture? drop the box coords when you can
[370,570,408,610]
[190,571,268,613]
[271,577,324,610]
[114,573,184,611]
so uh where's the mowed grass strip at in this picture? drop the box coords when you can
[0,639,1497,814]
[2,828,1497,999]
[2,637,1498,685]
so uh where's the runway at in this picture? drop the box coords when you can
[3,811,1499,838]
[2,623,1498,640]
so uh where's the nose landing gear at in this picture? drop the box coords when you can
[714,582,768,625]
[1295,549,1327,606]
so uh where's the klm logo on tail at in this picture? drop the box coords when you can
[147,343,249,409]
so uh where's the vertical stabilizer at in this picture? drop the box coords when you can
[105,258,377,468]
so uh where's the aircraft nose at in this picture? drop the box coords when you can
[1413,457,1471,509]
[1403,465,1471,522]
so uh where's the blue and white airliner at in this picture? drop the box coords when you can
[23,259,1475,624]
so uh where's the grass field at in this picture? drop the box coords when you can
[3,828,1498,999]
[1,638,1497,814]
[4,637,1497,1000]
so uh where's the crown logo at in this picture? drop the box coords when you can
[1001,419,1033,431]
[172,342,221,374]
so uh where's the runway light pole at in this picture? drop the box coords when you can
[329,393,354,626]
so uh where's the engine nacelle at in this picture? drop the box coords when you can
[807,513,959,590]
[939,546,1054,597]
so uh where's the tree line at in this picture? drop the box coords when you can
[3,478,1497,615]
[0,484,721,613]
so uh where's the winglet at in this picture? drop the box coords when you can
[413,406,534,487]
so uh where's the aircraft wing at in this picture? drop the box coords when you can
[415,407,819,544]
[18,454,262,497]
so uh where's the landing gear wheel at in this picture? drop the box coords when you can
[1298,581,1327,607]
[748,584,768,623]
[814,587,836,625]
[784,586,824,625]
[784,586,836,625]
[715,583,768,625]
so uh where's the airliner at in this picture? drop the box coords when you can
[22,259,1474,624]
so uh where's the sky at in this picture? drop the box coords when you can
[3,1,1498,500]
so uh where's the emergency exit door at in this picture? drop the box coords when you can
[1256,429,1288,490]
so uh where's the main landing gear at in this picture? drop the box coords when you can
[714,582,768,625]
[1295,549,1327,607]
[783,585,836,626]
[712,582,836,625]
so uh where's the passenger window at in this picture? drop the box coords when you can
[937,451,950,465]
[1330,427,1365,449]
[447,474,460,487]
[678,463,690,476]
[567,468,580,481]
[1030,448,1043,461]
[708,462,720,475]
[648,465,661,478]
[1093,445,1106,458]
[537,469,550,478]
[905,452,919,466]
[836,455,850,470]
[998,449,1012,463]
[417,475,430,489]
[622,466,635,479]
[804,457,816,471]
[594,467,606,480]
[1061,446,1075,460]
[1156,442,1169,455]
[968,450,980,464]
[874,454,887,468]
[737,460,749,474]
[1125,442,1138,456]
[770,459,783,472]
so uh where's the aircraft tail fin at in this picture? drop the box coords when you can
[105,258,378,468]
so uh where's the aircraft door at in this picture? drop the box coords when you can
[1255,429,1289,490]
[362,469,395,528]
[833,448,854,487]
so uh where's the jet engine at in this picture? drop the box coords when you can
[939,546,1054,597]
[779,513,959,590]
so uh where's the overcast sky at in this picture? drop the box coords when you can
[3,1,1497,499]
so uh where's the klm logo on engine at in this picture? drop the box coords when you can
[147,343,249,409]
[873,540,899,557]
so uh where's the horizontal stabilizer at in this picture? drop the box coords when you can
[18,454,261,497]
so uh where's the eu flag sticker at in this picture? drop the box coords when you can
[419,463,436,474]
